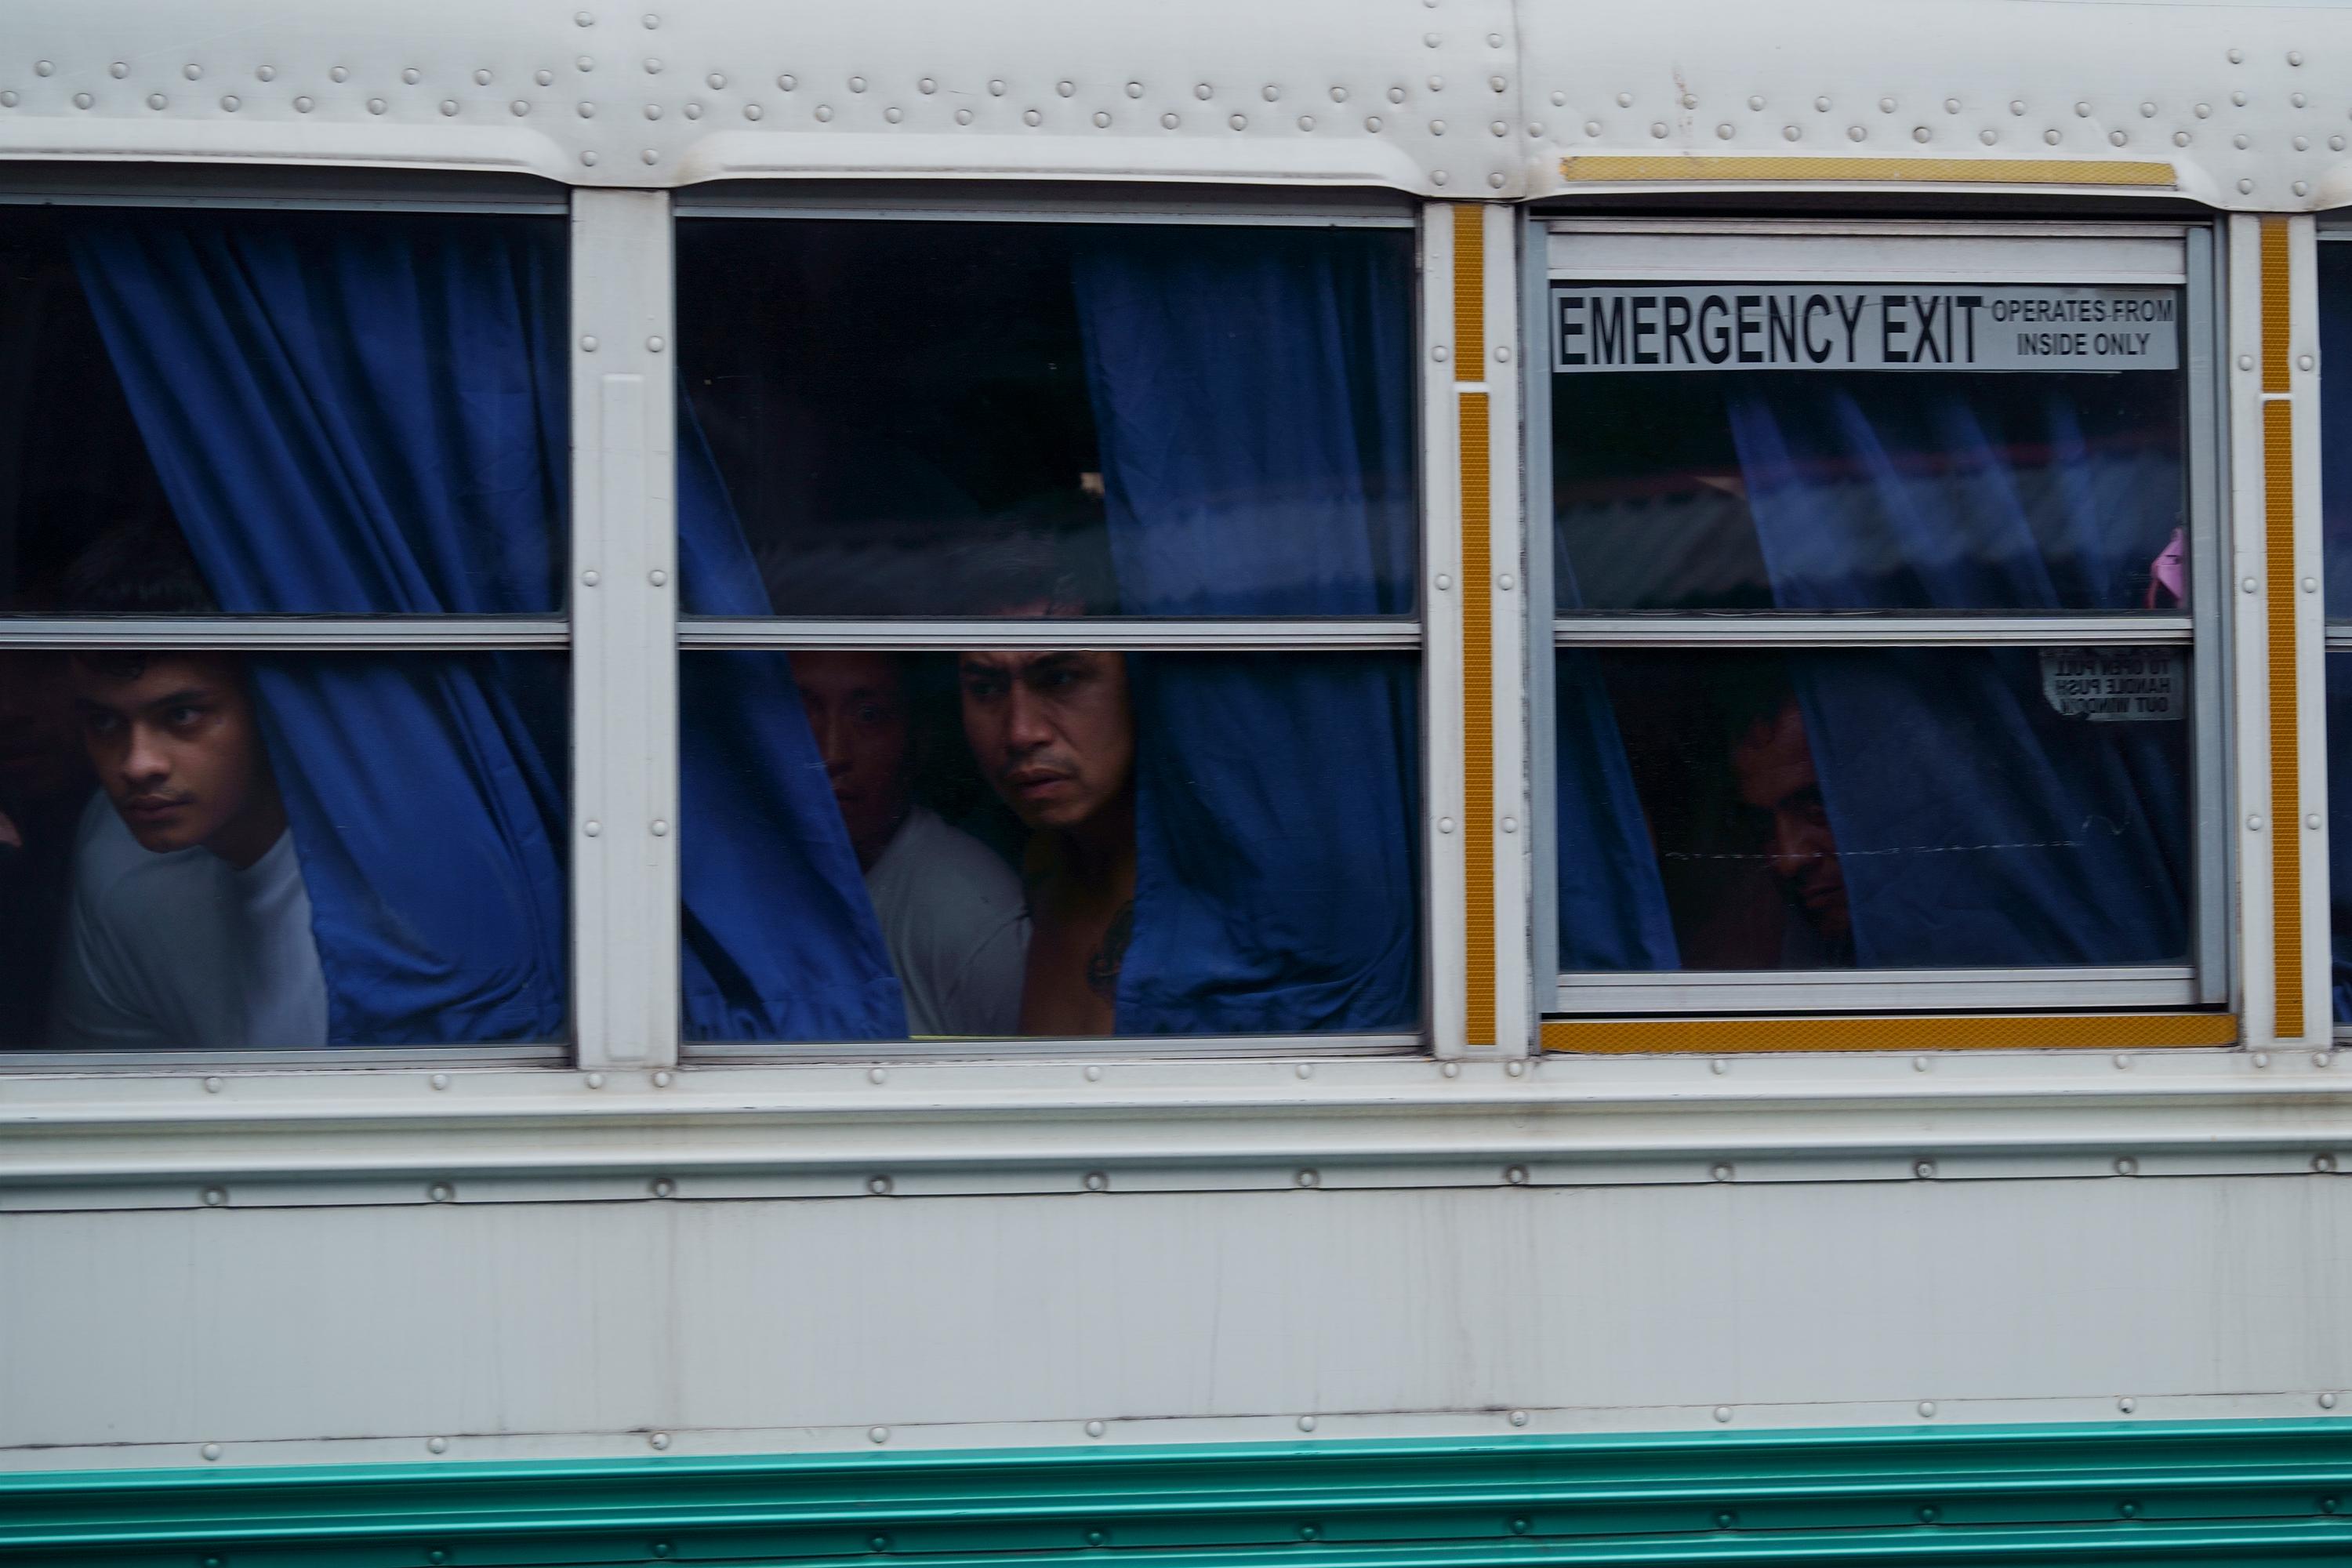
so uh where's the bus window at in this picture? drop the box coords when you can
[2321,238,2352,1027]
[675,219,1421,1047]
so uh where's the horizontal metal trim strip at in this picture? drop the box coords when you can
[1544,1013,2238,1054]
[676,202,1415,228]
[1554,615,2193,648]
[688,1033,1422,1062]
[1555,970,2198,1015]
[1558,155,2177,188]
[1544,221,2196,241]
[7,1422,2352,1555]
[0,618,568,651]
[684,619,1421,651]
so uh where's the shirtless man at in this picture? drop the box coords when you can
[957,644,1134,1036]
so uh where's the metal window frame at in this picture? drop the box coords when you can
[668,198,1435,1063]
[2315,229,2352,1042]
[0,183,574,1073]
[1527,215,2232,1026]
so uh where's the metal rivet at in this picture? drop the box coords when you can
[1506,1060,1526,1078]
[1442,1062,1460,1078]
[1713,1406,1733,1423]
[2314,1154,2337,1173]
[652,1544,673,1559]
[430,1181,454,1202]
[2255,1053,2271,1069]
[576,9,594,22]
[1509,1409,1530,1426]
[2300,355,2317,372]
[431,1073,450,1090]
[1711,1058,1728,1074]
[1846,125,1865,142]
[1501,817,1519,833]
[398,67,420,85]
[815,104,833,121]
[1098,112,1113,127]
[1711,1163,1733,1182]
[1748,95,1765,111]
[1437,817,1455,833]
[869,1426,890,1443]
[0,92,14,107]
[1490,120,1506,136]
[2234,89,2249,107]
[2297,182,2313,198]
[1161,112,1179,128]
[202,1443,222,1460]
[869,1067,887,1085]
[2174,132,2190,147]
[1717,124,1734,140]
[869,1175,892,1195]
[1919,1505,1941,1522]
[1918,1401,1937,1417]
[428,1436,448,1453]
[513,100,531,115]
[646,336,665,353]
[1651,122,1668,138]
[1087,1530,1109,1547]
[652,1178,676,1198]
[1296,1169,1319,1189]
[204,1076,223,1093]
[1913,1055,1930,1072]
[1435,573,1452,590]
[2115,1156,2140,1177]
[1509,1517,1530,1534]
[649,568,668,586]
[1814,96,1830,111]
[2114,1054,2130,1069]
[1432,118,1447,134]
[644,103,661,119]
[2317,1054,2334,1069]
[649,1430,670,1447]
[1295,1062,1313,1080]
[1504,1165,1529,1185]
[1498,574,1515,591]
[779,74,795,89]
[579,100,597,116]
[2249,814,2264,830]
[1229,113,1246,129]
[643,12,659,25]
[2108,129,2125,146]
[649,820,669,837]
[1715,1512,1737,1528]
[653,1070,673,1087]
[746,104,763,120]
[1084,1171,1108,1192]
[2240,178,2257,194]
[848,75,865,92]
[2325,1392,2341,1410]
[2235,132,2252,149]
[1617,92,1635,108]
[474,68,493,85]
[1298,1416,1318,1432]
[2120,1501,2140,1518]
[1586,120,1602,136]
[440,100,458,115]
[2242,576,2259,594]
[871,1534,892,1551]
[1087,1420,1106,1437]
[2309,813,2324,829]
[1786,125,1802,141]
[583,819,601,836]
[1878,96,1896,112]
[2336,136,2347,152]
[2118,1397,2136,1413]
[1915,1160,1936,1179]
[148,94,169,110]
[956,109,972,124]
[34,62,53,77]
[2297,135,2311,150]
[2045,129,2062,145]
[582,151,598,165]
[1084,1065,1103,1081]
[202,1187,227,1207]
[536,71,554,85]
[1431,344,1450,362]
[585,1073,605,1089]
[368,97,390,114]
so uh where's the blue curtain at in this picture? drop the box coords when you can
[2321,246,2352,1019]
[1726,380,2190,967]
[1072,227,1419,1033]
[677,418,905,1041]
[73,211,899,1044]
[71,213,569,1042]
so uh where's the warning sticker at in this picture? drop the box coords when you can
[2040,648,2184,722]
[1550,285,2180,373]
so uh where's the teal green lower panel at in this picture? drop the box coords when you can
[5,1421,2352,1566]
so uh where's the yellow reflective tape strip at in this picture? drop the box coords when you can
[1558,154,2176,187]
[1453,205,1494,1046]
[2261,219,2292,394]
[1541,1013,2238,1054]
[2261,218,2303,1039]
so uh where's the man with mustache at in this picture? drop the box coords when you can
[958,636,1135,1037]
[48,524,326,1049]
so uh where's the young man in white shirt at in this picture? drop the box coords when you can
[793,649,1026,1036]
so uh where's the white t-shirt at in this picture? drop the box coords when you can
[49,793,328,1051]
[865,805,1027,1037]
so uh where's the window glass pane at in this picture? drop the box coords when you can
[2322,244,2352,619]
[0,649,565,1050]
[1548,288,2188,613]
[1554,647,2190,972]
[676,221,1417,618]
[0,207,566,616]
[678,648,1418,1041]
[2332,652,2352,1025]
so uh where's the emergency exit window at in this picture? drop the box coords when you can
[1537,221,2223,1021]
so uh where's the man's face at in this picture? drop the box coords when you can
[1730,699,1850,946]
[793,650,913,862]
[0,651,87,815]
[71,655,272,856]
[959,649,1134,833]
